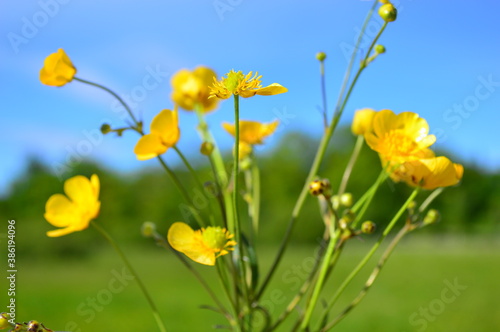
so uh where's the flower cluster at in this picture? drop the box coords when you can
[353,109,463,189]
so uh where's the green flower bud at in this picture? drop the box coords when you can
[375,44,386,54]
[141,221,157,237]
[316,52,327,62]
[331,195,340,210]
[361,221,376,234]
[423,209,440,225]
[340,193,353,207]
[379,3,397,22]
[200,142,214,156]
[342,209,355,223]
[100,123,112,134]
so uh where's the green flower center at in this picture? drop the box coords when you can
[224,70,245,93]
[202,227,228,250]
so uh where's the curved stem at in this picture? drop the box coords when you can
[338,135,364,196]
[91,221,167,332]
[73,77,142,132]
[319,188,419,320]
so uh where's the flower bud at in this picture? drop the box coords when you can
[141,221,157,237]
[423,209,440,225]
[342,209,355,224]
[379,3,397,22]
[361,221,376,234]
[100,123,112,135]
[351,108,376,135]
[375,44,386,54]
[309,179,331,197]
[316,52,327,62]
[200,142,214,156]
[0,312,13,329]
[340,193,353,207]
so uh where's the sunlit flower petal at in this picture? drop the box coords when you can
[133,109,180,160]
[40,49,76,87]
[351,108,376,135]
[171,66,220,112]
[365,110,436,163]
[168,222,236,266]
[44,174,100,237]
[222,120,279,145]
[210,70,287,99]
[389,156,464,190]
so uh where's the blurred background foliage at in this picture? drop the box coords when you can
[1,127,498,260]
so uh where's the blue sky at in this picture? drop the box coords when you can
[1,0,499,196]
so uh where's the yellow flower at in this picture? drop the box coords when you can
[389,156,464,190]
[210,70,287,99]
[171,66,220,112]
[40,48,77,87]
[365,110,436,163]
[351,108,376,135]
[134,109,180,160]
[222,120,279,145]
[44,174,100,237]
[238,142,253,160]
[167,222,236,266]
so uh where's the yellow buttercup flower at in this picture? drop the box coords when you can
[44,174,100,237]
[389,156,464,190]
[171,66,220,112]
[365,110,436,163]
[134,109,180,160]
[40,48,77,87]
[210,70,287,99]
[167,222,236,266]
[222,120,279,145]
[351,108,376,135]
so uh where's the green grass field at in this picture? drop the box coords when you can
[6,236,500,332]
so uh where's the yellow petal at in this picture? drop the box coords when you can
[44,194,80,227]
[134,134,168,160]
[64,175,95,207]
[150,109,180,147]
[255,83,288,96]
[39,49,76,87]
[47,226,80,238]
[222,122,236,137]
[223,120,279,145]
[351,108,376,135]
[90,174,100,198]
[167,222,216,265]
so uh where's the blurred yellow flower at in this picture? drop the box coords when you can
[389,156,464,190]
[222,120,279,145]
[134,109,180,160]
[238,142,253,160]
[171,66,220,112]
[365,110,436,163]
[40,48,77,87]
[210,70,287,99]
[167,222,236,266]
[44,174,100,237]
[351,108,376,135]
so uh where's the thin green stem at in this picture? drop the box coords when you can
[91,221,167,332]
[338,135,364,196]
[73,77,142,132]
[320,188,419,319]
[321,223,411,331]
[299,229,341,330]
[419,187,444,213]
[351,170,388,228]
[156,155,206,227]
[319,60,328,129]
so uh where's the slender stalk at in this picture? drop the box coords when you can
[321,223,412,331]
[338,135,364,196]
[351,170,388,228]
[419,187,444,213]
[257,6,387,301]
[73,77,142,132]
[299,229,341,330]
[156,155,206,227]
[319,59,328,129]
[91,221,167,332]
[319,188,419,320]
